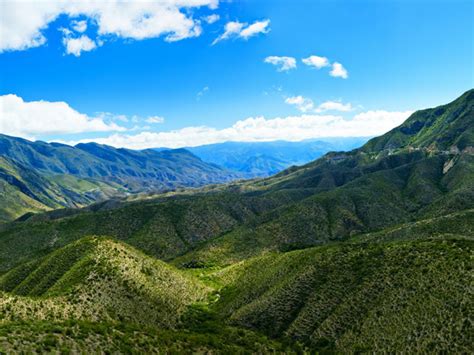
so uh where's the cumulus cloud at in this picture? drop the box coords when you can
[212,19,270,45]
[302,55,329,69]
[302,55,349,79]
[0,94,126,139]
[330,62,348,79]
[264,56,297,72]
[63,35,97,56]
[146,116,165,124]
[59,110,412,150]
[0,0,219,53]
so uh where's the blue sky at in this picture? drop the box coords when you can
[0,0,472,148]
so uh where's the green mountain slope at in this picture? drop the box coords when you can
[0,236,207,327]
[0,135,237,189]
[0,134,240,222]
[362,89,474,152]
[211,237,472,353]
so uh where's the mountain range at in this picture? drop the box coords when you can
[0,134,368,222]
[184,137,370,177]
[0,136,243,222]
[0,89,472,352]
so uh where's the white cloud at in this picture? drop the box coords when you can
[0,94,126,139]
[146,116,165,124]
[0,0,219,53]
[302,55,349,79]
[71,20,87,33]
[63,35,97,56]
[285,96,315,113]
[315,101,353,113]
[302,55,329,69]
[330,62,348,79]
[212,19,270,44]
[264,56,297,72]
[285,96,354,113]
[239,19,270,39]
[204,14,220,24]
[58,110,413,150]
[212,21,244,44]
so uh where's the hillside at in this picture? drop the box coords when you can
[0,134,239,222]
[0,236,207,326]
[0,90,472,352]
[362,89,474,152]
[211,237,473,353]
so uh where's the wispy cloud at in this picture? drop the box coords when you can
[212,19,270,45]
[285,95,353,113]
[197,86,210,100]
[204,14,220,24]
[145,116,165,124]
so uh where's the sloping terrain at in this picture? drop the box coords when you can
[0,236,207,327]
[0,134,240,222]
[211,237,473,353]
[0,90,472,352]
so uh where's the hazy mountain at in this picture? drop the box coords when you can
[185,137,370,177]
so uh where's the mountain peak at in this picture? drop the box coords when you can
[363,89,474,153]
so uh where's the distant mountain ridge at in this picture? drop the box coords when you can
[0,134,239,221]
[184,138,370,177]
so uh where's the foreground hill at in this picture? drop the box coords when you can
[0,237,207,327]
[212,237,472,353]
[0,135,239,222]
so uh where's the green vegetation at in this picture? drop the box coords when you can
[0,320,292,353]
[211,238,473,353]
[0,134,240,222]
[0,90,472,352]
[0,237,207,327]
